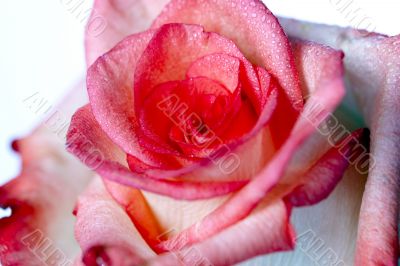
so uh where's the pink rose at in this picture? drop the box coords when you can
[1,1,398,266]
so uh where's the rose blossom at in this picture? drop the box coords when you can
[0,1,398,266]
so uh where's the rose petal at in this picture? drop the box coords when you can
[138,78,235,157]
[74,177,155,266]
[267,40,368,205]
[87,23,264,168]
[186,53,241,93]
[87,30,159,165]
[102,180,164,250]
[149,200,294,266]
[75,181,294,266]
[133,23,259,115]
[152,0,303,111]
[66,105,248,200]
[157,37,346,251]
[72,59,280,188]
[85,0,169,65]
[133,82,278,184]
[134,128,368,265]
[279,18,400,265]
[86,17,284,180]
[286,128,368,206]
[258,166,366,265]
[0,81,92,266]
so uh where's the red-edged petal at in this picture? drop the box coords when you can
[269,40,364,206]
[87,30,152,158]
[157,37,346,251]
[75,181,294,266]
[73,63,280,188]
[279,18,400,265]
[87,23,262,167]
[66,105,247,200]
[133,23,256,113]
[138,78,234,156]
[286,129,368,206]
[148,200,294,266]
[139,75,257,159]
[152,0,303,111]
[87,30,163,166]
[0,81,92,266]
[138,85,278,182]
[85,0,169,65]
[74,177,154,266]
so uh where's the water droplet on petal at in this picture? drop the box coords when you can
[261,15,266,22]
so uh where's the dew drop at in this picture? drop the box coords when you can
[392,39,400,46]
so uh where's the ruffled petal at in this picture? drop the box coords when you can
[279,18,400,265]
[258,167,366,265]
[149,200,294,266]
[135,81,278,182]
[286,129,368,206]
[268,40,368,206]
[66,105,248,200]
[133,23,259,114]
[156,34,347,251]
[152,0,303,111]
[85,0,169,65]
[75,182,294,266]
[0,81,92,266]
[87,23,268,168]
[102,180,164,250]
[74,177,155,266]
[87,30,158,165]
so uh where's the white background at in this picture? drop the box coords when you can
[1,0,399,186]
